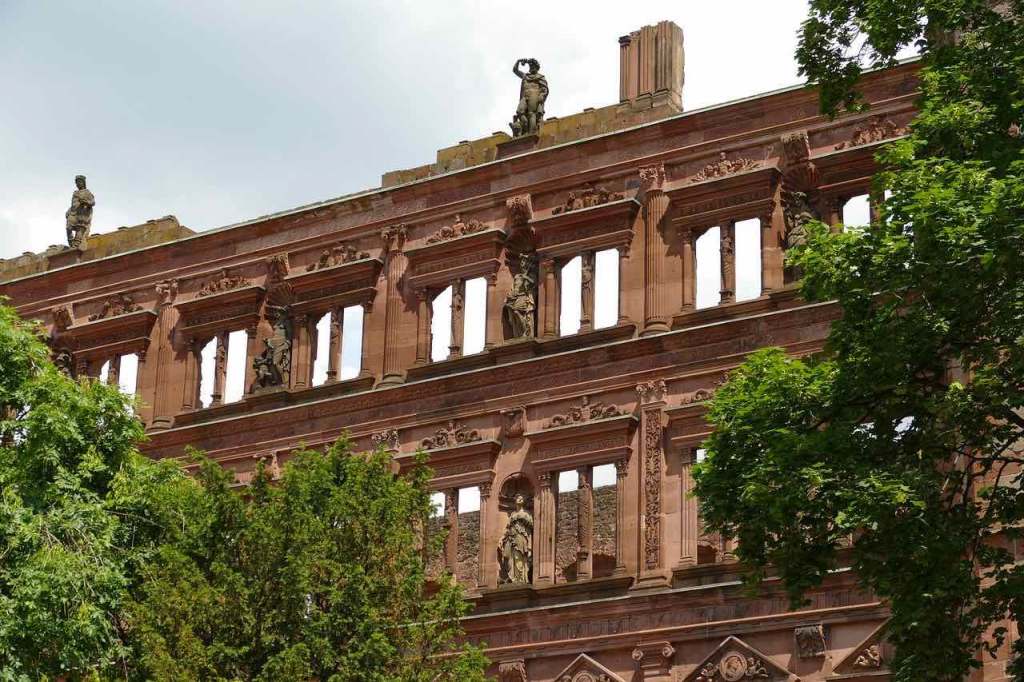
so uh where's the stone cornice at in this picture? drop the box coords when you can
[54,307,157,360]
[174,284,265,339]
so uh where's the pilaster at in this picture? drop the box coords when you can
[378,224,408,387]
[534,471,555,586]
[634,380,670,589]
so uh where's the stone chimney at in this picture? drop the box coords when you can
[618,20,684,111]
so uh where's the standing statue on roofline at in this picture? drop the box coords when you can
[65,174,94,249]
[510,58,548,137]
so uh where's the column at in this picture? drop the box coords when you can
[635,380,669,588]
[720,220,736,304]
[678,449,698,567]
[579,251,595,333]
[444,488,459,575]
[414,290,430,365]
[379,225,408,386]
[244,325,258,396]
[534,472,555,586]
[484,273,502,349]
[210,331,227,405]
[680,228,695,313]
[181,337,199,411]
[761,206,785,293]
[449,279,464,359]
[292,315,310,390]
[358,303,373,378]
[540,257,557,339]
[326,307,342,382]
[641,164,670,335]
[618,34,633,102]
[477,482,493,589]
[106,354,121,387]
[614,459,628,574]
[576,465,594,581]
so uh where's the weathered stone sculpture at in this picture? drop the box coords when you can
[251,305,291,392]
[510,58,548,137]
[65,175,95,249]
[499,493,533,584]
[503,253,536,339]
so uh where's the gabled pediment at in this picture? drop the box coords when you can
[831,621,889,679]
[686,636,795,682]
[554,653,626,682]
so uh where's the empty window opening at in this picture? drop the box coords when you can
[431,287,453,362]
[224,329,247,402]
[426,491,447,578]
[592,463,617,578]
[695,226,721,309]
[842,194,871,229]
[339,305,363,380]
[593,249,619,329]
[118,353,139,396]
[98,359,110,383]
[198,337,217,408]
[463,277,487,355]
[559,256,582,336]
[734,218,762,302]
[456,486,481,586]
[555,469,580,582]
[311,312,331,386]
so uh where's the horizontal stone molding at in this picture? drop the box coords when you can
[394,438,501,490]
[174,284,265,339]
[532,196,639,259]
[55,307,157,360]
[526,413,638,471]
[405,227,506,290]
[667,166,780,232]
[284,256,382,315]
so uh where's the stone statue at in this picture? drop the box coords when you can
[251,306,291,392]
[65,175,95,249]
[499,493,533,584]
[503,253,536,339]
[781,188,817,283]
[510,58,548,137]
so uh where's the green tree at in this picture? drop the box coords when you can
[694,2,1024,681]
[0,301,189,680]
[127,440,488,682]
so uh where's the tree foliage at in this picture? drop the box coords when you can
[694,2,1024,680]
[125,442,488,682]
[0,301,189,680]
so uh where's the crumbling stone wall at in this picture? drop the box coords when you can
[556,485,617,582]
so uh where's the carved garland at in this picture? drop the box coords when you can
[835,114,908,150]
[692,153,761,183]
[421,420,481,449]
[552,184,624,215]
[306,242,370,271]
[425,214,486,244]
[546,396,622,428]
[88,293,141,321]
[197,270,250,297]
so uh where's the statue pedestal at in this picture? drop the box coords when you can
[47,246,85,270]
[496,134,539,160]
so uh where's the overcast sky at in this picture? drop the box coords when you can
[0,1,812,260]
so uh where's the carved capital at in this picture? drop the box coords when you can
[155,279,178,307]
[635,379,667,405]
[52,305,73,332]
[506,193,533,227]
[502,406,527,438]
[381,224,408,253]
[497,659,528,682]
[631,641,675,676]
[266,253,290,282]
[638,162,666,193]
[370,428,400,451]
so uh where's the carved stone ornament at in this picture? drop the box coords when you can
[504,252,537,340]
[794,624,826,659]
[680,387,714,405]
[52,306,73,331]
[834,114,908,150]
[554,654,626,682]
[197,269,250,297]
[689,636,791,682]
[636,379,667,405]
[306,242,370,271]
[506,194,534,227]
[425,214,486,244]
[65,174,94,249]
[250,305,291,392]
[854,645,882,669]
[155,279,178,306]
[266,253,290,282]
[510,57,548,137]
[88,293,141,321]
[552,184,625,215]
[370,428,399,451]
[420,420,481,449]
[546,395,622,429]
[692,152,761,183]
[498,659,528,682]
[498,493,533,584]
[381,223,407,252]
[780,131,818,191]
[53,349,74,377]
[639,163,666,193]
[632,641,675,677]
[642,405,664,570]
[502,406,527,438]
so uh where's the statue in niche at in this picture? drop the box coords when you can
[781,188,817,282]
[65,175,95,249]
[510,58,548,137]
[251,305,291,392]
[499,493,533,585]
[503,252,536,339]
[720,231,735,296]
